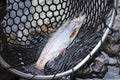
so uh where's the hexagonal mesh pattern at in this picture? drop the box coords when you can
[0,0,114,77]
[1,0,78,46]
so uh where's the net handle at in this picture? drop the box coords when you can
[0,0,118,79]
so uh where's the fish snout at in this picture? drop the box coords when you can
[45,59,56,69]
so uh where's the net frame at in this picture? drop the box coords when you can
[0,0,118,80]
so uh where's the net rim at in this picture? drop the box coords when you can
[0,0,118,79]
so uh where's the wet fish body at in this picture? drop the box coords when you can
[36,14,86,70]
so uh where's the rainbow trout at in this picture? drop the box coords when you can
[35,13,86,70]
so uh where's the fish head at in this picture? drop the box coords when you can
[45,59,56,69]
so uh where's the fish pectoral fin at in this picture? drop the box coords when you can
[60,48,66,56]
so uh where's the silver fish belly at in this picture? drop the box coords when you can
[35,14,86,70]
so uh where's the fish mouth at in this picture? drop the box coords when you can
[44,55,63,75]
[44,59,56,72]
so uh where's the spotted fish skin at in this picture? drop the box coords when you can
[35,13,86,70]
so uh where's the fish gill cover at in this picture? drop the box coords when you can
[0,0,114,77]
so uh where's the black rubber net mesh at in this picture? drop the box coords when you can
[0,0,114,77]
